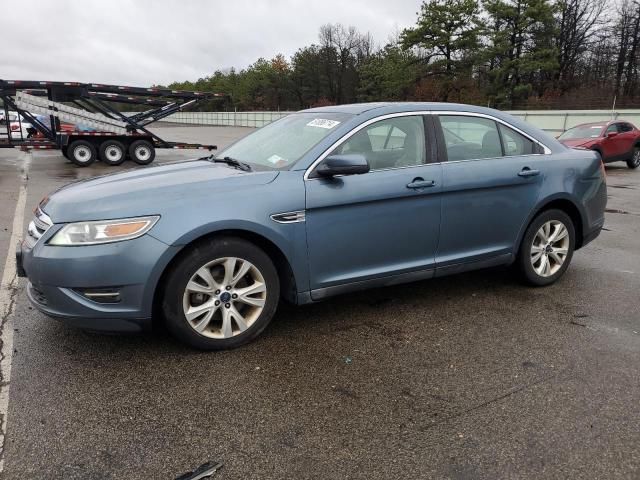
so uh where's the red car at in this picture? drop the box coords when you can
[558,120,640,169]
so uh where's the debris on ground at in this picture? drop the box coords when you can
[175,461,223,480]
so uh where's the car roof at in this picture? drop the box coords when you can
[571,120,635,129]
[303,101,508,116]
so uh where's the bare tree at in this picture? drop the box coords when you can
[555,0,605,92]
[319,23,373,103]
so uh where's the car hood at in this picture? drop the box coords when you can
[43,160,279,223]
[559,138,594,148]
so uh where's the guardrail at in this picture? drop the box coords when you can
[159,109,640,134]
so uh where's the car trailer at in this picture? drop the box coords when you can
[0,79,225,166]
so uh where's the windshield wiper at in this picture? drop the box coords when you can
[203,155,252,172]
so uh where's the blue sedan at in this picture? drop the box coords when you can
[18,103,607,349]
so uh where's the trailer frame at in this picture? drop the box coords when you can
[0,79,226,166]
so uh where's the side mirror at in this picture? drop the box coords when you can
[315,154,370,177]
[606,131,618,138]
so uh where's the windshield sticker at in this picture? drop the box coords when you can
[307,118,341,129]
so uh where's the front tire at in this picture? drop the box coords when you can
[517,209,575,286]
[162,237,280,350]
[627,146,640,169]
[68,140,97,167]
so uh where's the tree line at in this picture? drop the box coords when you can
[169,0,640,111]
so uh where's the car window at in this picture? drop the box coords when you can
[498,124,537,155]
[619,123,633,133]
[605,124,618,134]
[439,115,502,161]
[332,116,426,170]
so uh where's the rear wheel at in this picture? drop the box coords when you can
[517,209,575,286]
[129,139,155,165]
[68,140,96,167]
[162,237,280,350]
[99,140,127,166]
[627,146,640,169]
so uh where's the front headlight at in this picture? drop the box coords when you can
[48,216,159,246]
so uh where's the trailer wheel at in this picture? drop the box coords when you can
[68,140,97,167]
[99,140,127,166]
[129,140,155,165]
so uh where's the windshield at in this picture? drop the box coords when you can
[217,112,352,170]
[559,125,604,140]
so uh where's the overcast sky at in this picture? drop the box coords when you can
[3,0,421,86]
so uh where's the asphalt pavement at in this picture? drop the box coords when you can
[0,125,638,479]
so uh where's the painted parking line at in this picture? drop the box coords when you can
[0,154,30,472]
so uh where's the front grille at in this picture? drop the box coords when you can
[26,206,52,246]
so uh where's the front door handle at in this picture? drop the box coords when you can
[518,167,540,178]
[407,178,436,189]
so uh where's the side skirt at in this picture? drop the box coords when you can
[310,268,435,301]
[302,253,514,304]
[434,253,514,278]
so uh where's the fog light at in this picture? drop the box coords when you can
[75,288,121,304]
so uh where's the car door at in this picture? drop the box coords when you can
[601,123,625,159]
[304,114,442,298]
[616,122,637,156]
[434,113,546,272]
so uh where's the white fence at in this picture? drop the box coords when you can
[160,109,640,134]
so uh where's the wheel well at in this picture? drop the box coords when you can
[534,199,584,248]
[152,229,298,324]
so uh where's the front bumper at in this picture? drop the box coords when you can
[18,232,180,333]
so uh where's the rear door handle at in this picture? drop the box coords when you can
[407,178,435,189]
[518,168,540,178]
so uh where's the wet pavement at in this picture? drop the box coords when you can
[0,125,638,479]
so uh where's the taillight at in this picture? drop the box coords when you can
[10,124,19,131]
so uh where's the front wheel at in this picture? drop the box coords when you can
[517,209,575,286]
[627,146,640,169]
[162,237,280,350]
[68,140,97,167]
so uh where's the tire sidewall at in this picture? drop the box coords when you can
[518,209,575,286]
[627,146,640,169]
[162,237,280,350]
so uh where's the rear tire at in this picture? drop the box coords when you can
[517,209,575,286]
[99,140,127,166]
[627,146,640,169]
[129,139,155,165]
[68,140,96,167]
[162,237,280,350]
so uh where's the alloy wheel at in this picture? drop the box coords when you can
[530,220,570,277]
[182,257,267,339]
